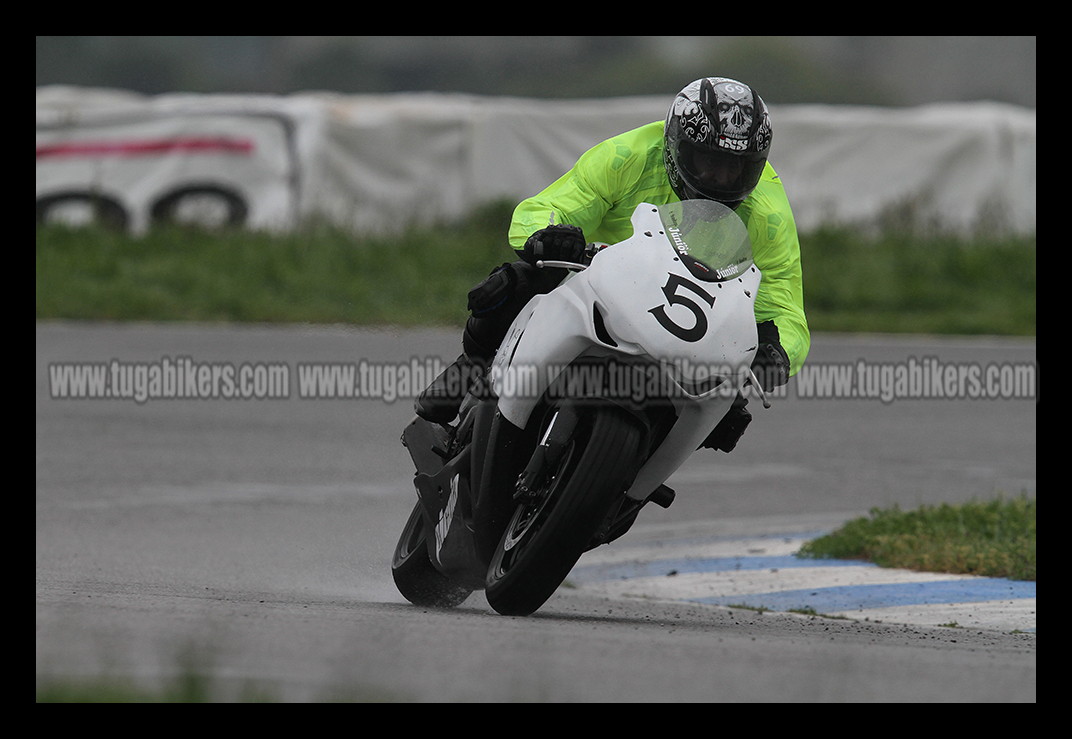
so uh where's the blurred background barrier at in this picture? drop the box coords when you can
[36,86,1035,237]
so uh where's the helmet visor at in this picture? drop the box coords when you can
[675,139,766,203]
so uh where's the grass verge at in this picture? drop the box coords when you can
[35,202,516,327]
[800,227,1036,336]
[36,202,1035,336]
[796,495,1036,581]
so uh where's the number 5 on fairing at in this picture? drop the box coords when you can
[648,273,715,342]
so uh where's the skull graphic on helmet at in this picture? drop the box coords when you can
[712,80,755,144]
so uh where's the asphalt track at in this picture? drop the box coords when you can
[36,322,1036,701]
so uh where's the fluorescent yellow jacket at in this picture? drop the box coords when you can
[508,121,810,375]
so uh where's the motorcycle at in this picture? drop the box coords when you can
[391,199,769,616]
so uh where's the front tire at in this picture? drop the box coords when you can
[391,501,473,608]
[485,406,641,616]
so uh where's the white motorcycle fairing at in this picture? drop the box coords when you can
[490,201,761,502]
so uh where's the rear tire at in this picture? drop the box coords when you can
[485,406,641,616]
[391,501,473,608]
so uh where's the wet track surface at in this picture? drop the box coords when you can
[36,323,1036,701]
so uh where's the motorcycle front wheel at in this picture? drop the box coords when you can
[391,501,473,608]
[485,405,642,616]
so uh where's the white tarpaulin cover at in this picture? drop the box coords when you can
[36,86,1036,236]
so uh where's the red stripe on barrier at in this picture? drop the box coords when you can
[36,137,255,159]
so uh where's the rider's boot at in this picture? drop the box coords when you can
[698,393,752,452]
[415,259,563,425]
[415,353,483,424]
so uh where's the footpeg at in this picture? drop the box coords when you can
[648,484,675,509]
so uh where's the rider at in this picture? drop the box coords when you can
[417,77,809,452]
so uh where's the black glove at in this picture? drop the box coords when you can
[520,224,587,265]
[751,320,790,391]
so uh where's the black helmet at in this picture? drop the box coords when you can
[664,77,772,208]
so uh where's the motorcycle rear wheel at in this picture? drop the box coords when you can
[391,501,473,608]
[485,405,641,616]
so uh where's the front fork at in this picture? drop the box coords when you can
[514,402,581,502]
